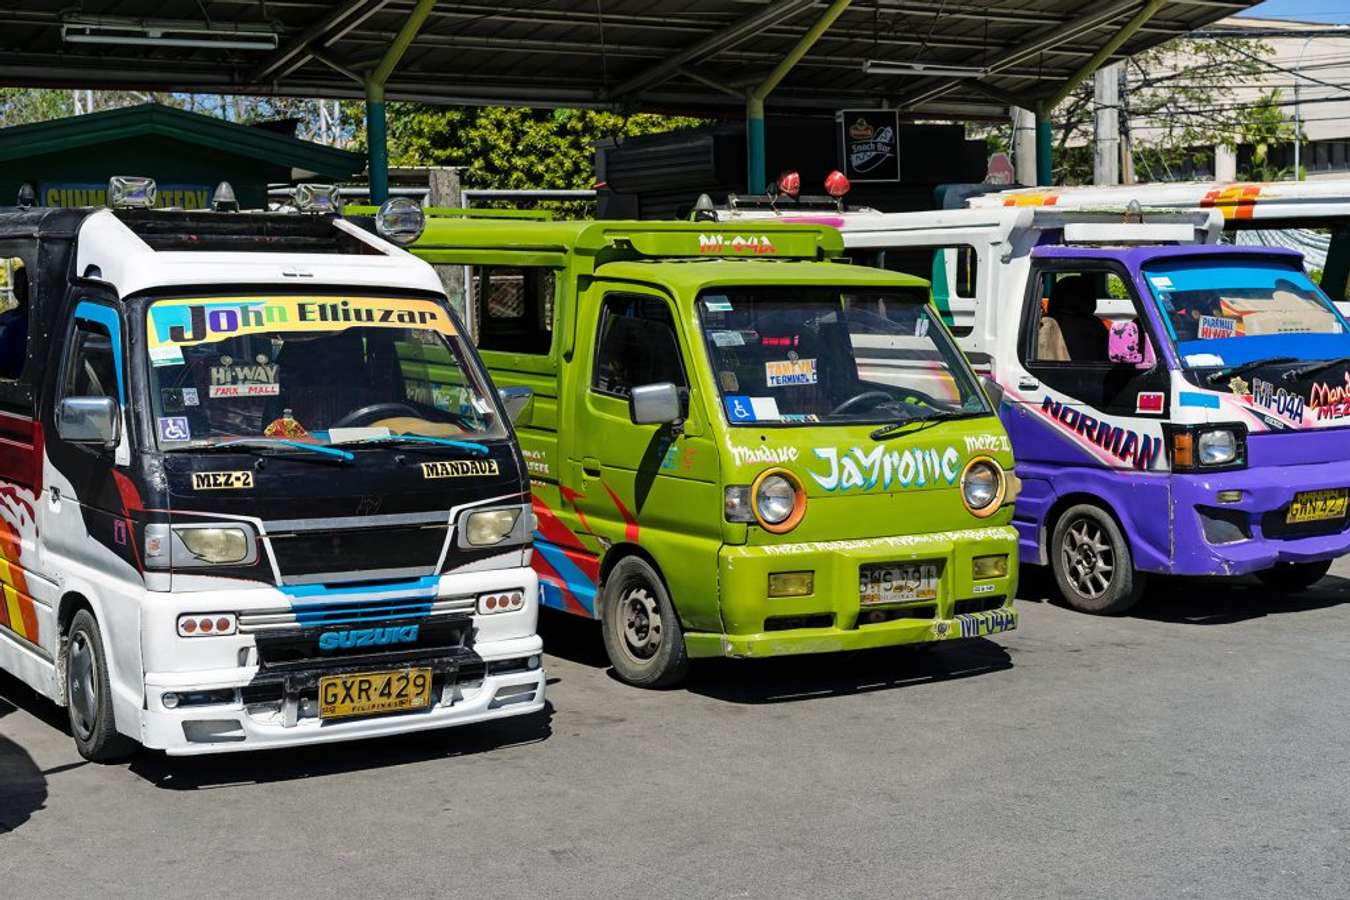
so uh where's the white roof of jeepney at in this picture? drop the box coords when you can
[969,179,1350,223]
[74,208,444,299]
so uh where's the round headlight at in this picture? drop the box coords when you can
[376,197,425,245]
[961,458,1004,517]
[1197,429,1237,466]
[751,469,805,533]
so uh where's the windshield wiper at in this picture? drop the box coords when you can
[1205,356,1299,386]
[1282,356,1350,382]
[332,435,491,456]
[870,409,980,441]
[182,438,354,462]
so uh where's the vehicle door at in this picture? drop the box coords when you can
[1005,263,1170,473]
[567,284,722,632]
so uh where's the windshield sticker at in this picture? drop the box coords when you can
[1136,392,1165,415]
[157,416,191,442]
[211,362,279,386]
[264,411,308,439]
[1039,397,1162,470]
[210,383,280,399]
[730,444,799,466]
[191,470,254,490]
[1150,275,1174,289]
[710,330,746,348]
[719,371,740,393]
[915,317,930,338]
[181,387,199,407]
[146,296,455,352]
[809,445,961,493]
[1185,353,1225,367]
[421,459,499,479]
[1251,377,1306,421]
[780,413,820,424]
[149,345,185,367]
[765,358,817,387]
[703,297,733,312]
[1198,316,1238,340]
[724,395,780,423]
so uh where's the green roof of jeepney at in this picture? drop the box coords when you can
[410,215,929,292]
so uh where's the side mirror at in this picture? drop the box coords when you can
[1107,320,1155,369]
[629,382,681,426]
[58,396,119,447]
[498,386,534,426]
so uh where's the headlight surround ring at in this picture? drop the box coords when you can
[750,468,807,534]
[960,456,1006,518]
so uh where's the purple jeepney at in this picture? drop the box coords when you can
[722,205,1349,613]
[998,242,1350,611]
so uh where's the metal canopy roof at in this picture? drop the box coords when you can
[1,2,1261,119]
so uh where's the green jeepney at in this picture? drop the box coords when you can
[409,214,1020,686]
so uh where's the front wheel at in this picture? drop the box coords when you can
[1256,559,1333,592]
[601,557,689,688]
[1050,504,1146,615]
[65,609,136,762]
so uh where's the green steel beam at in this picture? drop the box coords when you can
[365,0,438,204]
[746,0,852,192]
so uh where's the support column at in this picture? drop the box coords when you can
[366,83,388,205]
[746,96,766,193]
[1012,106,1037,186]
[1214,143,1237,182]
[1036,108,1053,187]
[1094,62,1121,186]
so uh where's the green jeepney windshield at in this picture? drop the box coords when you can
[697,286,989,426]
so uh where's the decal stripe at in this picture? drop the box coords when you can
[110,470,145,572]
[601,481,640,543]
[532,538,597,616]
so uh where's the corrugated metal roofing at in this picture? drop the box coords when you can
[0,2,1262,119]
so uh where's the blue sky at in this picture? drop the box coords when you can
[1241,1,1350,24]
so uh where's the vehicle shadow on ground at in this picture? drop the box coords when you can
[1016,565,1350,625]
[129,701,556,790]
[0,673,52,834]
[540,606,1014,704]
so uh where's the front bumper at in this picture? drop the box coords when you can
[141,634,544,755]
[686,526,1020,659]
[1172,464,1350,576]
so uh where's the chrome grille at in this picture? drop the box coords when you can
[238,596,477,635]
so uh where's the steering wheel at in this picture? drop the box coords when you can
[332,402,424,428]
[830,391,894,416]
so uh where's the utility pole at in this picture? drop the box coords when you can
[1119,64,1136,185]
[1012,107,1037,185]
[1094,62,1121,185]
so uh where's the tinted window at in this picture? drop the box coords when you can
[64,320,116,399]
[592,295,686,400]
[474,266,555,355]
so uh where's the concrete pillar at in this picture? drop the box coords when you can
[1214,144,1237,182]
[1094,63,1121,186]
[1012,107,1037,186]
[427,166,469,333]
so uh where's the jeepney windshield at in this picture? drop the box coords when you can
[1143,258,1350,367]
[697,286,989,426]
[144,295,507,448]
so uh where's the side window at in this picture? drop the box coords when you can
[473,265,555,355]
[0,256,31,381]
[591,294,687,402]
[62,320,117,400]
[1025,270,1113,366]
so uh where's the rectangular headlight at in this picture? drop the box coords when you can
[144,523,258,568]
[972,555,1009,579]
[768,571,814,597]
[457,504,531,549]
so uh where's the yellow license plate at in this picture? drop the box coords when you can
[318,668,433,720]
[1286,489,1349,524]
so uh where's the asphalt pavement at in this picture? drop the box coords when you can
[3,562,1349,899]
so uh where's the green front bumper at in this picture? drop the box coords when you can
[684,525,1020,659]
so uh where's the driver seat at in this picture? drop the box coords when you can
[268,331,374,430]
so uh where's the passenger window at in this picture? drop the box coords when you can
[1027,271,1112,365]
[592,295,687,402]
[0,257,30,380]
[63,320,117,399]
[473,266,555,354]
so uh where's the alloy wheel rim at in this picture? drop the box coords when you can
[619,585,663,662]
[1061,518,1114,600]
[69,631,98,740]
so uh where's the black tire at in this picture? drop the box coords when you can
[600,556,689,688]
[1255,559,1333,592]
[65,609,136,762]
[1050,504,1146,615]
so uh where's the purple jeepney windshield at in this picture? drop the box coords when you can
[1141,258,1350,368]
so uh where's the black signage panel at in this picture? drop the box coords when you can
[836,109,900,182]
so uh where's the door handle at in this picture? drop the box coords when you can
[1017,376,1040,390]
[582,456,601,478]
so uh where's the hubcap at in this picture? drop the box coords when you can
[619,586,663,662]
[69,631,98,740]
[1061,518,1114,600]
